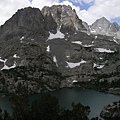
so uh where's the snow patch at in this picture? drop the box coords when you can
[94,48,115,53]
[53,56,58,67]
[113,37,119,44]
[1,61,17,70]
[91,29,96,33]
[72,80,78,83]
[99,57,103,60]
[74,32,77,35]
[48,31,65,40]
[0,58,7,63]
[66,56,70,58]
[66,59,86,68]
[72,41,82,45]
[13,54,20,58]
[82,44,94,47]
[89,26,96,33]
[20,36,24,40]
[0,58,5,63]
[20,36,24,43]
[46,45,50,52]
[93,63,104,69]
[87,33,90,35]
[95,36,97,39]
[72,41,94,47]
[66,66,69,68]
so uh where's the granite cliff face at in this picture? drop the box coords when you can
[0,5,120,94]
[41,5,86,33]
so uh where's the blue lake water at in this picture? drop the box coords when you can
[0,88,120,119]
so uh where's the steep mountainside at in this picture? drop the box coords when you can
[0,7,63,94]
[0,5,120,94]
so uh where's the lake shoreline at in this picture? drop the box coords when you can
[1,86,120,97]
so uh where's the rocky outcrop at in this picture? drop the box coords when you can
[42,5,86,33]
[100,101,120,119]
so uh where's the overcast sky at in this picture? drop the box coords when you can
[0,0,120,25]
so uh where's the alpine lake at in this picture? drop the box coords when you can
[0,88,120,119]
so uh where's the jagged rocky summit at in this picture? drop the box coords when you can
[41,5,86,33]
[0,5,120,94]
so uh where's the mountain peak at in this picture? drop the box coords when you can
[89,17,111,35]
[42,5,86,33]
[94,17,111,25]
[100,16,108,21]
[0,7,48,40]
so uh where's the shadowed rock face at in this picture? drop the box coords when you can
[108,22,119,33]
[42,5,86,33]
[0,7,49,40]
[0,7,62,94]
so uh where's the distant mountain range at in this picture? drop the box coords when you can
[0,5,120,94]
[83,17,120,38]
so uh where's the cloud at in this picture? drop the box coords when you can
[31,0,59,9]
[78,0,120,24]
[0,0,74,25]
[0,0,30,25]
[31,0,81,21]
[69,0,94,4]
[0,0,120,26]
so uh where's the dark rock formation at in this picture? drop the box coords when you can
[100,101,120,119]
[0,7,63,94]
[41,6,57,34]
[0,7,49,41]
